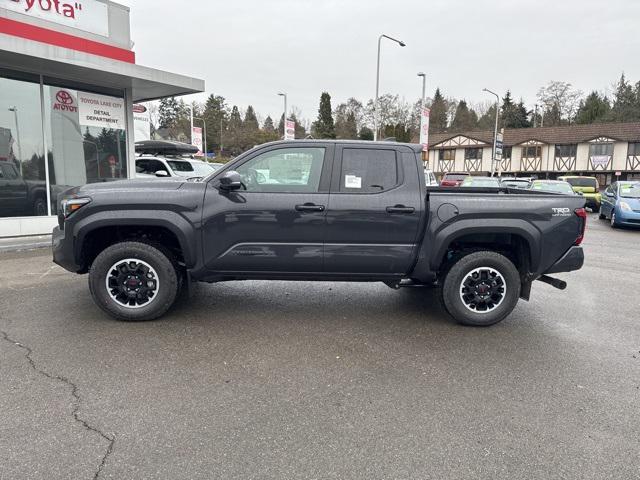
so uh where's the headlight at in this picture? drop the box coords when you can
[61,197,91,218]
[619,201,632,212]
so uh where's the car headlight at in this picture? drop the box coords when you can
[619,201,632,212]
[61,197,91,218]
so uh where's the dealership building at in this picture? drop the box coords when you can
[428,123,640,185]
[0,0,204,238]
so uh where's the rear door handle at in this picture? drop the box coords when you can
[386,205,415,214]
[295,203,325,212]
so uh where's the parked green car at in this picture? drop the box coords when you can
[557,176,601,210]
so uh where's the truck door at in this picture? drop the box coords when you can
[202,144,332,273]
[324,145,422,275]
[0,162,28,216]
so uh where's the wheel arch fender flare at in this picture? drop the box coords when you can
[429,219,542,273]
[72,210,197,268]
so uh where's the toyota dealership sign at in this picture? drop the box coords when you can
[5,0,109,36]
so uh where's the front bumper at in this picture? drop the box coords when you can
[616,208,640,227]
[544,246,584,274]
[52,226,82,273]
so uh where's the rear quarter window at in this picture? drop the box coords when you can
[340,148,398,193]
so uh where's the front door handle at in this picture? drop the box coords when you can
[386,205,415,214]
[295,203,325,212]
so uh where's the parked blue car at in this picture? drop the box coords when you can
[599,181,640,228]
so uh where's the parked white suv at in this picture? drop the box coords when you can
[134,141,217,180]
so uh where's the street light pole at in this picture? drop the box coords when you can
[8,107,23,176]
[417,73,427,162]
[220,116,224,157]
[417,72,426,109]
[194,117,207,158]
[483,88,500,177]
[374,34,406,141]
[278,92,287,138]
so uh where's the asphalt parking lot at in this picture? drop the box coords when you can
[1,215,639,480]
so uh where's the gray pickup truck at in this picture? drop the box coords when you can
[53,140,586,326]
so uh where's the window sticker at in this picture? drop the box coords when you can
[345,175,362,189]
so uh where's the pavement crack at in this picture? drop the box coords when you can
[1,330,115,480]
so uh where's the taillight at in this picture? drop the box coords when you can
[574,208,587,245]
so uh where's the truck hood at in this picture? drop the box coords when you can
[67,178,186,197]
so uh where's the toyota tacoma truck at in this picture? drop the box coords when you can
[53,140,586,327]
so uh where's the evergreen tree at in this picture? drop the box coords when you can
[158,97,180,128]
[477,104,497,130]
[359,126,374,141]
[335,105,358,139]
[575,92,611,124]
[203,94,227,153]
[226,106,244,156]
[609,74,639,122]
[289,113,307,138]
[450,100,477,131]
[244,105,259,131]
[429,88,448,133]
[263,116,275,134]
[501,92,531,128]
[312,92,336,138]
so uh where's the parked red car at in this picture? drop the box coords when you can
[440,172,469,187]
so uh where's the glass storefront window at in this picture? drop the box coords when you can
[44,85,127,215]
[0,75,48,217]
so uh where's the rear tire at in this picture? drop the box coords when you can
[442,251,520,327]
[88,241,179,321]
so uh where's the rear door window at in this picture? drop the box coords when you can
[340,148,398,193]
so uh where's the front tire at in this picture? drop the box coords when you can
[610,211,618,229]
[88,242,179,321]
[442,251,521,327]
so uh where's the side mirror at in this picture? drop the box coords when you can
[577,191,584,196]
[604,191,613,197]
[219,170,242,191]
[155,170,169,178]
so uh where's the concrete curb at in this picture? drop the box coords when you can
[0,235,51,254]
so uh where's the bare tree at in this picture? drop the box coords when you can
[537,81,583,124]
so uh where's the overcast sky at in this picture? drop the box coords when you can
[122,0,640,125]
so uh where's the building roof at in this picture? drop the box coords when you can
[429,122,640,148]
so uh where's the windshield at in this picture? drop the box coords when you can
[167,160,195,173]
[531,181,574,194]
[461,177,501,187]
[444,173,468,181]
[563,177,597,188]
[501,179,530,188]
[189,162,216,177]
[620,183,640,198]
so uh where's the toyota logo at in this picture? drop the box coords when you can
[56,90,74,105]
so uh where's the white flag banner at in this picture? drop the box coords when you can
[192,126,203,156]
[133,104,151,142]
[419,108,430,152]
[78,92,126,130]
[285,120,296,140]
